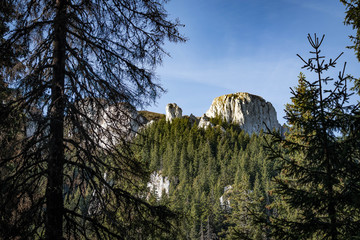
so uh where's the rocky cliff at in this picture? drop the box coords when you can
[205,92,281,134]
[145,93,283,201]
[165,103,182,122]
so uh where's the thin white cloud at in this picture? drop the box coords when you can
[158,55,302,124]
[281,0,344,18]
[159,55,300,93]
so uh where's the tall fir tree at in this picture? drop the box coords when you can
[263,34,360,239]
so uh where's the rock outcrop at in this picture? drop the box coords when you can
[198,114,213,129]
[220,185,233,211]
[205,92,281,134]
[147,171,170,200]
[94,103,148,145]
[188,114,199,126]
[166,103,182,122]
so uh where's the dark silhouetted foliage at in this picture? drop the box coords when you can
[0,0,185,239]
[261,34,360,240]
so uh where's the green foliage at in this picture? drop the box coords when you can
[134,117,279,239]
[341,0,360,61]
[341,0,360,96]
[262,35,360,240]
[139,111,166,122]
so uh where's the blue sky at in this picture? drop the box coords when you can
[144,0,360,124]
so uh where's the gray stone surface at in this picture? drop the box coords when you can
[165,103,182,122]
[147,171,170,200]
[198,114,214,129]
[205,92,281,134]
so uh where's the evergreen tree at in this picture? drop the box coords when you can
[206,215,217,240]
[264,34,360,239]
[134,112,279,239]
[0,0,185,239]
[0,1,34,237]
[224,174,265,240]
[341,0,360,61]
[341,0,360,102]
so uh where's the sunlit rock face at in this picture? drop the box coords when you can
[198,114,213,129]
[206,92,281,134]
[220,185,233,211]
[165,103,182,122]
[147,171,170,200]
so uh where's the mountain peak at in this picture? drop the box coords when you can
[213,92,264,104]
[206,92,281,134]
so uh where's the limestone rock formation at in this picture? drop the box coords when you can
[220,185,233,210]
[25,101,146,144]
[205,92,281,134]
[166,103,182,122]
[198,114,213,129]
[147,171,170,200]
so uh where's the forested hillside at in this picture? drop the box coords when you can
[134,117,282,239]
[2,0,360,239]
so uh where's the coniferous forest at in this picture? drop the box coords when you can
[134,116,281,239]
[1,0,360,239]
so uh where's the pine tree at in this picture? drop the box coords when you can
[224,174,265,240]
[206,215,217,240]
[0,0,185,239]
[0,2,35,237]
[264,34,360,239]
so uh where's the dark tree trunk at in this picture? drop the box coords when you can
[45,1,67,239]
[317,50,337,240]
